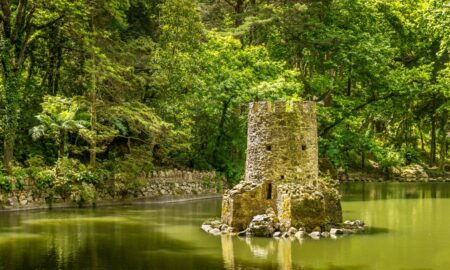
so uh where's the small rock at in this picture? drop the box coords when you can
[294,231,306,239]
[330,228,344,235]
[288,227,298,235]
[282,232,290,238]
[273,231,281,238]
[321,232,330,238]
[220,224,229,232]
[309,231,321,239]
[238,229,248,237]
[201,224,212,233]
[210,228,221,235]
[20,200,28,206]
[226,227,235,233]
[343,229,355,234]
[354,220,364,226]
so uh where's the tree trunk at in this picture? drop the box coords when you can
[2,71,20,173]
[430,94,437,165]
[431,117,437,165]
[59,129,65,159]
[89,12,97,169]
[213,98,232,166]
[440,110,448,170]
[347,64,352,96]
[234,0,245,27]
[90,72,97,169]
[431,114,437,166]
[419,120,425,152]
[361,151,365,171]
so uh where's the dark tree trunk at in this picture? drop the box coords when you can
[361,151,365,171]
[213,98,232,166]
[440,110,448,170]
[431,116,437,165]
[2,71,20,173]
[59,129,66,159]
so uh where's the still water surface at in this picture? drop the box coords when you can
[1,182,450,270]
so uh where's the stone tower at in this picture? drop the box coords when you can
[245,100,318,185]
[221,101,341,232]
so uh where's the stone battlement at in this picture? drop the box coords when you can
[249,100,316,114]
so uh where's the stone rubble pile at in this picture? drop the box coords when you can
[201,212,366,240]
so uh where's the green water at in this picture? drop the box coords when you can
[1,182,450,270]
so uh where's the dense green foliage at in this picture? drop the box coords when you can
[0,0,448,188]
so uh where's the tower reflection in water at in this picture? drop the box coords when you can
[221,234,296,270]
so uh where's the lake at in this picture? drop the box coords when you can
[1,182,450,270]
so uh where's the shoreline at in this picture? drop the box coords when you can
[339,178,450,183]
[0,193,222,213]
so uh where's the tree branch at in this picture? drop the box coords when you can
[16,5,35,69]
[35,14,64,30]
[12,0,28,43]
[0,0,12,38]
[320,92,407,137]
[223,0,235,8]
[0,0,10,20]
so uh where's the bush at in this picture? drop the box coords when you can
[76,171,102,185]
[12,167,29,191]
[0,175,13,193]
[113,173,146,197]
[201,177,211,189]
[35,170,56,190]
[400,147,421,165]
[56,158,86,181]
[25,155,46,168]
[70,183,96,207]
[53,176,72,198]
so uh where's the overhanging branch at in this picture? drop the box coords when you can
[320,92,407,137]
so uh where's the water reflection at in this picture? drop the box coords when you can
[341,182,450,201]
[2,183,450,269]
[222,235,294,270]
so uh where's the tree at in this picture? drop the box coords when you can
[30,95,88,158]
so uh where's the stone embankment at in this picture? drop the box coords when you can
[340,164,450,183]
[0,169,223,211]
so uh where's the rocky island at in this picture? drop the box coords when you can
[203,101,366,239]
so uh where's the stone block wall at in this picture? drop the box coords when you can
[0,169,223,211]
[222,181,276,231]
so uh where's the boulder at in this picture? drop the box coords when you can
[309,231,321,239]
[400,164,428,179]
[247,213,277,237]
[201,224,212,233]
[273,231,281,238]
[210,228,221,236]
[330,228,344,235]
[287,227,298,235]
[294,231,306,239]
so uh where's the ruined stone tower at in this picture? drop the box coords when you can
[221,101,341,232]
[245,100,318,185]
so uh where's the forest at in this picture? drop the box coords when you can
[0,0,449,193]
